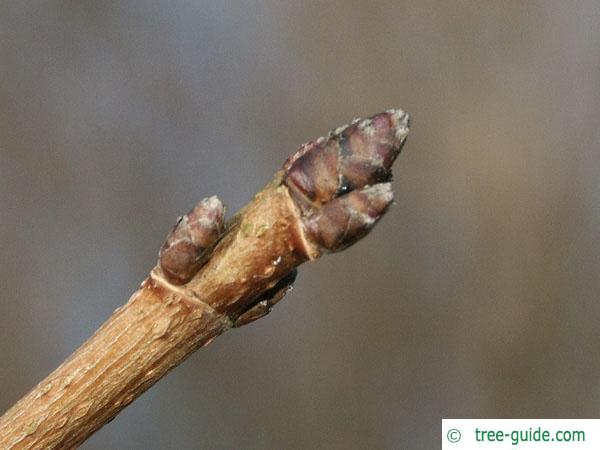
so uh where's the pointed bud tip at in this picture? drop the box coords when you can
[188,196,225,234]
[202,195,224,211]
[361,182,394,216]
[386,108,410,142]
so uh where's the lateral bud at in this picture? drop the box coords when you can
[158,196,225,285]
[305,183,394,252]
[233,269,297,327]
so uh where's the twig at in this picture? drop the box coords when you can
[0,109,410,449]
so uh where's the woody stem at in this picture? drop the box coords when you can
[0,109,409,449]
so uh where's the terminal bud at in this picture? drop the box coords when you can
[282,109,409,253]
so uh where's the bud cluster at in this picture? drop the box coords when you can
[283,109,409,252]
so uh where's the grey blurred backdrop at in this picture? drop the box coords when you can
[1,1,599,449]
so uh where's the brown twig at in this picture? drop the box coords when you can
[0,109,410,449]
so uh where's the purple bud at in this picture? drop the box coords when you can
[283,109,409,212]
[158,196,225,285]
[305,183,394,252]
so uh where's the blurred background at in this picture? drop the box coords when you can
[1,1,599,448]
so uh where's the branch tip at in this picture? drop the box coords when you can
[0,109,410,448]
[282,109,409,253]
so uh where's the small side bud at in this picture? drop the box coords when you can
[304,183,394,252]
[158,196,225,285]
[233,269,297,327]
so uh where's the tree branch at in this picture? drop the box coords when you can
[0,109,410,449]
